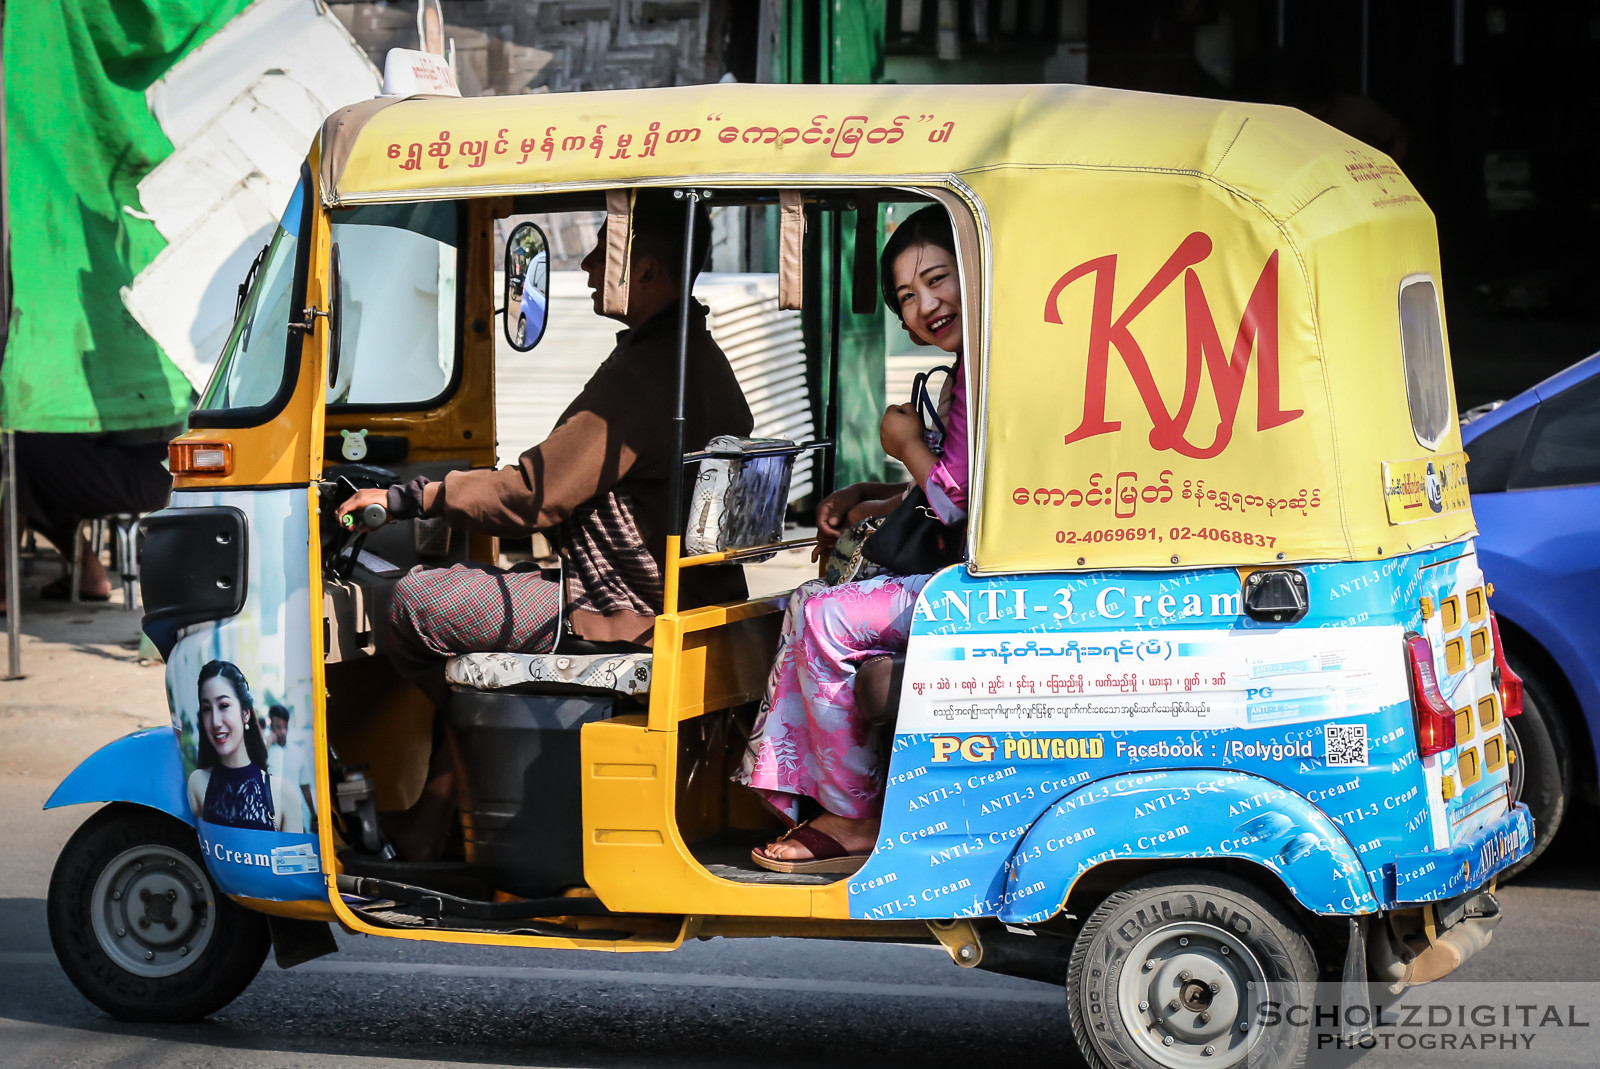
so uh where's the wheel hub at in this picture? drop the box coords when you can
[1179,978,1213,1012]
[91,844,215,977]
[1118,922,1268,1068]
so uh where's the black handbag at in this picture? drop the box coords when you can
[862,365,966,576]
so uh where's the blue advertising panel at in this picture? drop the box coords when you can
[162,488,324,903]
[846,541,1527,920]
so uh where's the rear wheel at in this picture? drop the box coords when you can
[47,805,270,1022]
[517,314,528,346]
[1067,870,1316,1069]
[1500,659,1570,880]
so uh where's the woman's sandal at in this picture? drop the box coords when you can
[750,822,870,875]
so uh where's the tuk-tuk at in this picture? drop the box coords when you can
[44,80,1532,1069]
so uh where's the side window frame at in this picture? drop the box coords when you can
[1398,273,1452,451]
[324,200,469,414]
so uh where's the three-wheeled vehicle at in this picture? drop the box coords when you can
[45,80,1532,1069]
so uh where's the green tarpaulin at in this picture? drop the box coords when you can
[2,0,250,433]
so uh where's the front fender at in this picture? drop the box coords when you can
[1000,769,1378,923]
[44,728,192,825]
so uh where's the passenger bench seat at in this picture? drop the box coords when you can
[446,650,652,697]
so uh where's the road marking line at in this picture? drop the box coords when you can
[1,951,1061,1004]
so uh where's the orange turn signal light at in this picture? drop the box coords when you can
[169,440,233,476]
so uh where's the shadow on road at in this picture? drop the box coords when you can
[1498,799,1600,893]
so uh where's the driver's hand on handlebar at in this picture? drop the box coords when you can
[336,487,391,533]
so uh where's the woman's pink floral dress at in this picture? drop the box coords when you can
[734,361,967,824]
[735,573,931,822]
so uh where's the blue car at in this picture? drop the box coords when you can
[517,249,548,347]
[1461,350,1600,875]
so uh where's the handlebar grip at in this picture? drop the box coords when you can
[358,503,388,529]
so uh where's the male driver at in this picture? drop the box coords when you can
[338,190,752,857]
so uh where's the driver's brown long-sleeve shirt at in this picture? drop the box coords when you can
[388,301,753,643]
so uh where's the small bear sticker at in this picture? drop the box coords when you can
[340,428,368,462]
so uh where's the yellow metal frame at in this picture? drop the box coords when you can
[288,176,882,942]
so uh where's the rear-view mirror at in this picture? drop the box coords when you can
[504,222,549,351]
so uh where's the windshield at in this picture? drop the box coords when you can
[197,182,303,413]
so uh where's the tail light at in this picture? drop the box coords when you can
[169,440,233,476]
[1489,612,1524,718]
[1405,633,1456,757]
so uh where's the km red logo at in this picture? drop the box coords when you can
[1044,232,1302,460]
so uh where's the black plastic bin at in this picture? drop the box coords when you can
[445,690,614,897]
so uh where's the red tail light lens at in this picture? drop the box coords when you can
[1406,634,1457,757]
[1489,612,1524,718]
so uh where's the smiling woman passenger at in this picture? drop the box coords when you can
[186,661,302,833]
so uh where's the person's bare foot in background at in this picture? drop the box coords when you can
[0,530,111,613]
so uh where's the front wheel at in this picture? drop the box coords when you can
[1067,870,1316,1069]
[47,804,270,1022]
[517,314,528,346]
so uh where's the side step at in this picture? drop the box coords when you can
[335,873,616,921]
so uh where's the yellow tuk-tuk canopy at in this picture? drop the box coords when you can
[320,83,1472,573]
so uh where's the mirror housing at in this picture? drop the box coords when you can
[504,222,549,352]
[327,242,346,395]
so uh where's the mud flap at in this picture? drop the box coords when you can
[267,916,338,969]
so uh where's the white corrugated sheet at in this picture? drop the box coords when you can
[123,0,380,392]
[495,272,814,501]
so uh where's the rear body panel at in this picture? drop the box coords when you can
[847,539,1527,921]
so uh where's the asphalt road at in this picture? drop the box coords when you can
[4,796,1600,1069]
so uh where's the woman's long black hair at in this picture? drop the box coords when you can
[195,660,269,770]
[879,205,958,318]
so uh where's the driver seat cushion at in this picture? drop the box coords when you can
[446,650,652,697]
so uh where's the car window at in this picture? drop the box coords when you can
[1465,406,1535,494]
[1508,376,1600,490]
[1399,275,1451,449]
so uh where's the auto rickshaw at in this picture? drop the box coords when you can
[44,77,1532,1069]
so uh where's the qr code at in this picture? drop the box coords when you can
[1324,724,1370,767]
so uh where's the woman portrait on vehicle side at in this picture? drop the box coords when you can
[185,660,303,833]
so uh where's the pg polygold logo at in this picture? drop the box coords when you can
[930,735,1106,762]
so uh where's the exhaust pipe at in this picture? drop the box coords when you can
[1368,891,1502,992]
